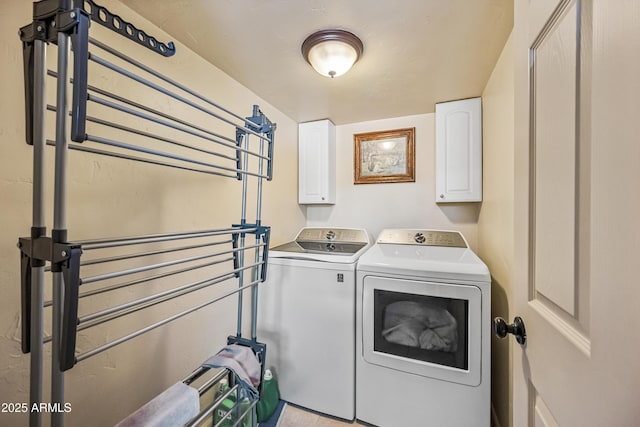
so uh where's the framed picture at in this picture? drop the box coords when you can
[354,127,415,184]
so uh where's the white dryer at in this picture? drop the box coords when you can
[356,229,491,427]
[258,227,371,421]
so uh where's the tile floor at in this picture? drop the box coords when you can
[277,404,368,426]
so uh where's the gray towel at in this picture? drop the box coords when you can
[115,382,200,427]
[202,344,261,400]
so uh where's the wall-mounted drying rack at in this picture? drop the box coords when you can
[17,1,276,426]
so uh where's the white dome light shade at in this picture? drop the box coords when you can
[302,30,363,78]
[307,40,358,78]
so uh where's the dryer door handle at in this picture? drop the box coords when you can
[493,316,526,346]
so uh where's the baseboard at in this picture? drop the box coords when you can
[274,402,286,427]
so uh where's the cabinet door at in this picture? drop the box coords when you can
[298,120,336,204]
[435,97,482,202]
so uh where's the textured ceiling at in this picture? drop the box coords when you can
[120,0,513,125]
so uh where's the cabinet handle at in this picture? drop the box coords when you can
[439,194,445,199]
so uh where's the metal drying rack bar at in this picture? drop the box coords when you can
[17,1,276,426]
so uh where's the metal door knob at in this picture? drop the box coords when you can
[493,316,526,345]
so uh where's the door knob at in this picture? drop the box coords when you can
[493,316,526,345]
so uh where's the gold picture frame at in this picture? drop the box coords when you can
[354,127,415,184]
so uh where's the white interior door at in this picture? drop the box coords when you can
[513,1,640,426]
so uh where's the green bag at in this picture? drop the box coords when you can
[256,369,279,422]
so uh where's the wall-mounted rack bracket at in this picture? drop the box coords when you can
[245,105,276,135]
[60,245,83,371]
[19,0,90,145]
[19,0,81,45]
[17,235,82,357]
[234,129,245,181]
[231,224,271,281]
[258,226,271,281]
[244,105,276,181]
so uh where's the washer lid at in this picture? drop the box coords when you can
[269,227,371,262]
[358,230,489,282]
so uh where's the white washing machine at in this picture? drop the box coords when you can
[356,229,491,427]
[257,227,371,420]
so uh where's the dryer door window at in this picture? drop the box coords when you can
[373,289,469,370]
[362,276,482,386]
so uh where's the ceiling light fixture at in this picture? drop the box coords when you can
[301,29,364,78]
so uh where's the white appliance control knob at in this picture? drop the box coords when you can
[414,232,426,244]
[326,230,336,240]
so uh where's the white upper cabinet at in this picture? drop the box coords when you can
[435,97,483,203]
[298,119,336,204]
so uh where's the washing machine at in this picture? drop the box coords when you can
[257,227,371,420]
[356,229,491,427]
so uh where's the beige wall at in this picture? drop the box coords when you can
[0,1,303,426]
[477,33,514,427]
[306,113,481,249]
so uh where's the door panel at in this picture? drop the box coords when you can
[532,384,560,427]
[530,0,578,317]
[514,0,640,426]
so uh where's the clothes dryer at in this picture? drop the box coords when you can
[258,227,371,420]
[356,229,491,427]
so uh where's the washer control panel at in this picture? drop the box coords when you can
[296,228,369,244]
[377,229,467,248]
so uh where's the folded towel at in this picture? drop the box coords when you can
[382,301,458,352]
[380,319,425,347]
[419,320,458,351]
[115,382,200,427]
[202,344,261,400]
